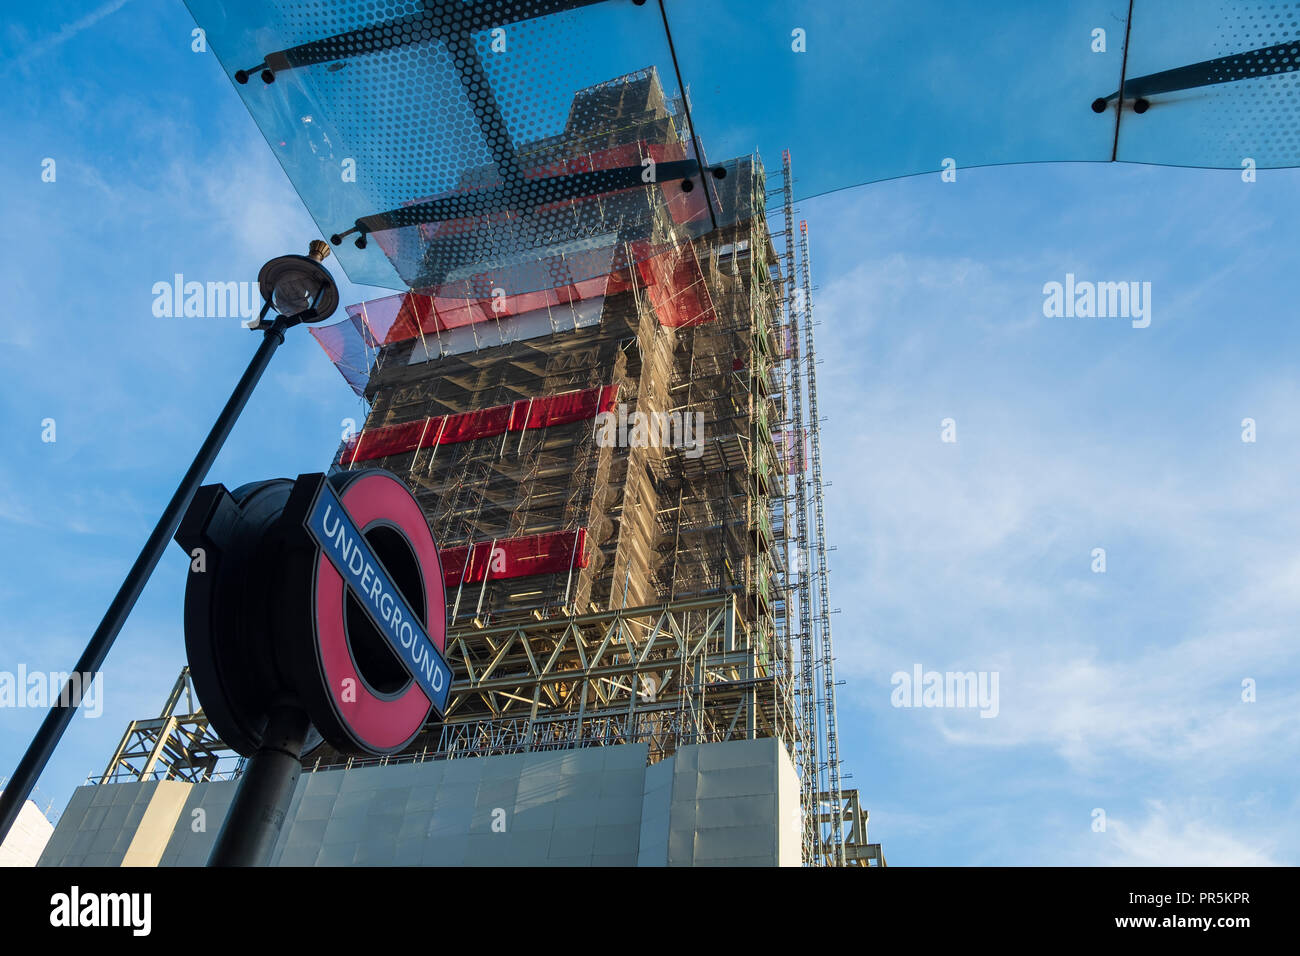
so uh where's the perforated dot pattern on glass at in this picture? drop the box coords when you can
[186,0,740,295]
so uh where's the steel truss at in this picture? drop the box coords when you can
[828,788,886,867]
[101,596,797,778]
[426,594,790,762]
[97,667,237,784]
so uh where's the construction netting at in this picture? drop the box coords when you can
[311,238,714,394]
[635,239,716,329]
[780,324,796,359]
[346,268,613,347]
[440,528,589,589]
[773,430,808,476]
[339,384,619,464]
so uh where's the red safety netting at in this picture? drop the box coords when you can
[508,385,616,430]
[350,418,428,460]
[636,240,716,329]
[440,528,589,589]
[536,140,710,227]
[437,404,513,444]
[340,384,619,464]
[342,271,613,351]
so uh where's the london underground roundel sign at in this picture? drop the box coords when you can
[289,470,450,753]
[176,469,452,758]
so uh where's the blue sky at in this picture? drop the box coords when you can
[2,0,1297,865]
[809,161,1300,865]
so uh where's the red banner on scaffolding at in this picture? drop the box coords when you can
[437,404,513,444]
[348,418,428,460]
[358,272,614,346]
[440,528,589,589]
[340,384,620,464]
[345,237,714,348]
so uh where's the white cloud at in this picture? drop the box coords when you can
[1099,800,1281,866]
[9,0,132,71]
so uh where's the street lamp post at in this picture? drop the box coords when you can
[0,241,340,845]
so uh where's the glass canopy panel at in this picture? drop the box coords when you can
[186,0,1300,297]
[665,0,1131,200]
[184,0,710,294]
[1117,0,1300,170]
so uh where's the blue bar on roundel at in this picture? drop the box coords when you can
[306,482,452,715]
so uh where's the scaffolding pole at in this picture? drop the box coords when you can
[781,150,820,866]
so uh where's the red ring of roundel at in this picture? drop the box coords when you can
[313,472,447,752]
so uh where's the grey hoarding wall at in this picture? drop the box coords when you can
[39,737,800,867]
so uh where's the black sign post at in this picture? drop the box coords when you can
[206,705,311,867]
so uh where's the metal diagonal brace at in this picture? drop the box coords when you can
[335,160,705,245]
[1092,40,1300,112]
[237,0,620,249]
[236,0,612,84]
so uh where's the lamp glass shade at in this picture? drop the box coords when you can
[257,253,339,323]
[272,273,323,317]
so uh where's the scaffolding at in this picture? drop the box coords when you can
[96,69,867,866]
[96,667,238,784]
[828,789,886,867]
[800,220,846,864]
[778,150,820,866]
[419,595,774,761]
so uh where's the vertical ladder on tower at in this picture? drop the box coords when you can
[799,219,846,865]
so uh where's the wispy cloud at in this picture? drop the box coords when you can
[1098,801,1281,866]
[9,0,132,71]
